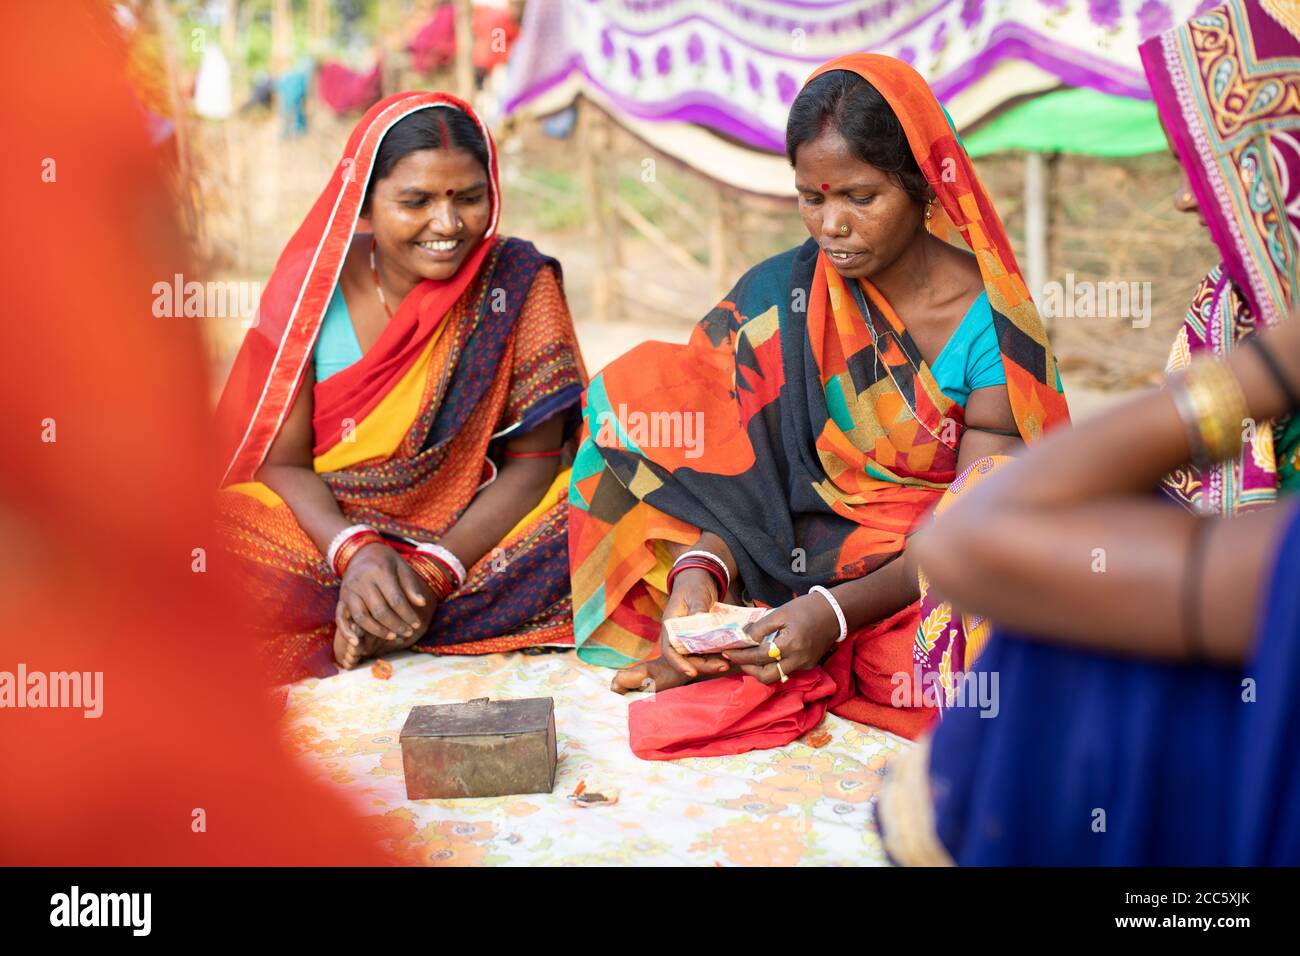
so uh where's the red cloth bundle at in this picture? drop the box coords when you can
[629,669,835,760]
[627,602,935,761]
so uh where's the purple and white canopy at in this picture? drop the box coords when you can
[502,0,1207,153]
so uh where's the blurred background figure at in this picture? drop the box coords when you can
[194,40,234,119]
[276,54,313,136]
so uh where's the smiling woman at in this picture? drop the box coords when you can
[568,54,1069,756]
[214,92,587,683]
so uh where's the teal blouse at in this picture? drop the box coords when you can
[929,290,1005,406]
[314,284,363,382]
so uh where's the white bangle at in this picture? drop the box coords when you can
[326,524,375,573]
[415,542,467,588]
[672,549,730,594]
[809,585,848,643]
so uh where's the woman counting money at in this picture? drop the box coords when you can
[567,54,1068,756]
[215,92,586,683]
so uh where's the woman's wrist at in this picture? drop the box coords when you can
[809,585,849,643]
[1232,323,1300,422]
[693,532,737,586]
[669,566,720,604]
[340,540,391,577]
[330,525,384,577]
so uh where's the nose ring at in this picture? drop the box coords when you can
[838,223,849,236]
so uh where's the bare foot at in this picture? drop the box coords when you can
[333,623,364,670]
[333,625,419,670]
[610,656,694,695]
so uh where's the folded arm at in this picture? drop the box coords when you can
[911,319,1300,665]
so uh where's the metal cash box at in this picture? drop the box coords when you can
[399,697,557,800]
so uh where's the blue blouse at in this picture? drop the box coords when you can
[313,284,363,382]
[929,290,1005,406]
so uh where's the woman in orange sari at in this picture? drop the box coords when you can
[216,92,586,683]
[568,55,1068,755]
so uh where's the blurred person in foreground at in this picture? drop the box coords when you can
[0,3,384,864]
[878,0,1300,865]
[568,53,1069,757]
[215,93,586,683]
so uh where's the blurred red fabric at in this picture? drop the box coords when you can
[317,60,384,116]
[0,4,389,865]
[409,5,520,73]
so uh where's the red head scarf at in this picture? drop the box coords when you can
[215,91,501,485]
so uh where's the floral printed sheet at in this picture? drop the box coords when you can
[283,649,908,866]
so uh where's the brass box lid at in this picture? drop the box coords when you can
[400,697,554,739]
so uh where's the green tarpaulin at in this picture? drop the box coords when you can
[963,87,1167,158]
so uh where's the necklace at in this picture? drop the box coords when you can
[369,238,394,319]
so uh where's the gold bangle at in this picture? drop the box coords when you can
[1169,359,1248,469]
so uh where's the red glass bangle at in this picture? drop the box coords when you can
[333,531,385,577]
[422,552,457,589]
[667,558,726,598]
[405,554,455,600]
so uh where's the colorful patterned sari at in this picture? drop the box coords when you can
[215,92,586,683]
[1142,0,1300,514]
[912,454,1005,716]
[569,54,1069,743]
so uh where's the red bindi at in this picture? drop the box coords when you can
[821,183,829,191]
[445,189,454,196]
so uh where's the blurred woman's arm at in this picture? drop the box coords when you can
[913,319,1300,665]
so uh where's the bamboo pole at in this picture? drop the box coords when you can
[150,0,199,248]
[454,0,475,101]
[221,0,238,65]
[579,101,615,322]
[709,183,729,300]
[309,0,329,51]
[272,0,293,68]
[1024,151,1048,320]
[376,0,398,96]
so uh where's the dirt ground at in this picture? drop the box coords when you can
[193,105,1217,421]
